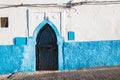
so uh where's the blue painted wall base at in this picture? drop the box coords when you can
[63,40,120,70]
[0,39,120,75]
[0,45,35,75]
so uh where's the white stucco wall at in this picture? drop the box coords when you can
[29,8,63,37]
[0,0,120,44]
[0,7,27,44]
[29,4,120,42]
[65,5,120,42]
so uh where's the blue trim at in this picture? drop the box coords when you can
[14,37,27,45]
[58,36,64,70]
[33,20,64,70]
[68,31,75,40]
[33,20,60,42]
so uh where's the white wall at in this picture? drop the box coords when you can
[17,5,120,42]
[0,1,120,44]
[64,5,120,42]
[0,7,27,44]
[29,8,62,37]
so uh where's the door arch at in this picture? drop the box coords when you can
[36,23,58,70]
[33,20,64,71]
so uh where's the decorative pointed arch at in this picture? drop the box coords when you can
[33,20,60,44]
[32,20,64,70]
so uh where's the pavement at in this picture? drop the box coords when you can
[0,66,120,80]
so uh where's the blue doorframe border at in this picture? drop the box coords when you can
[32,20,64,70]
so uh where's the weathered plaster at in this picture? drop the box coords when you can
[63,40,120,70]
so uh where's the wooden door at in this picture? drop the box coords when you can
[36,24,58,70]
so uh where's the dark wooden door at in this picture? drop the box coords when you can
[36,24,58,70]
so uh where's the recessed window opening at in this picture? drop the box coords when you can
[0,17,8,28]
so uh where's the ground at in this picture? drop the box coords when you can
[0,66,120,80]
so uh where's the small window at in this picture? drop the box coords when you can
[0,17,8,28]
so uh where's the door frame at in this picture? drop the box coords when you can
[33,20,64,70]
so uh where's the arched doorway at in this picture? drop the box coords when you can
[36,23,58,70]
